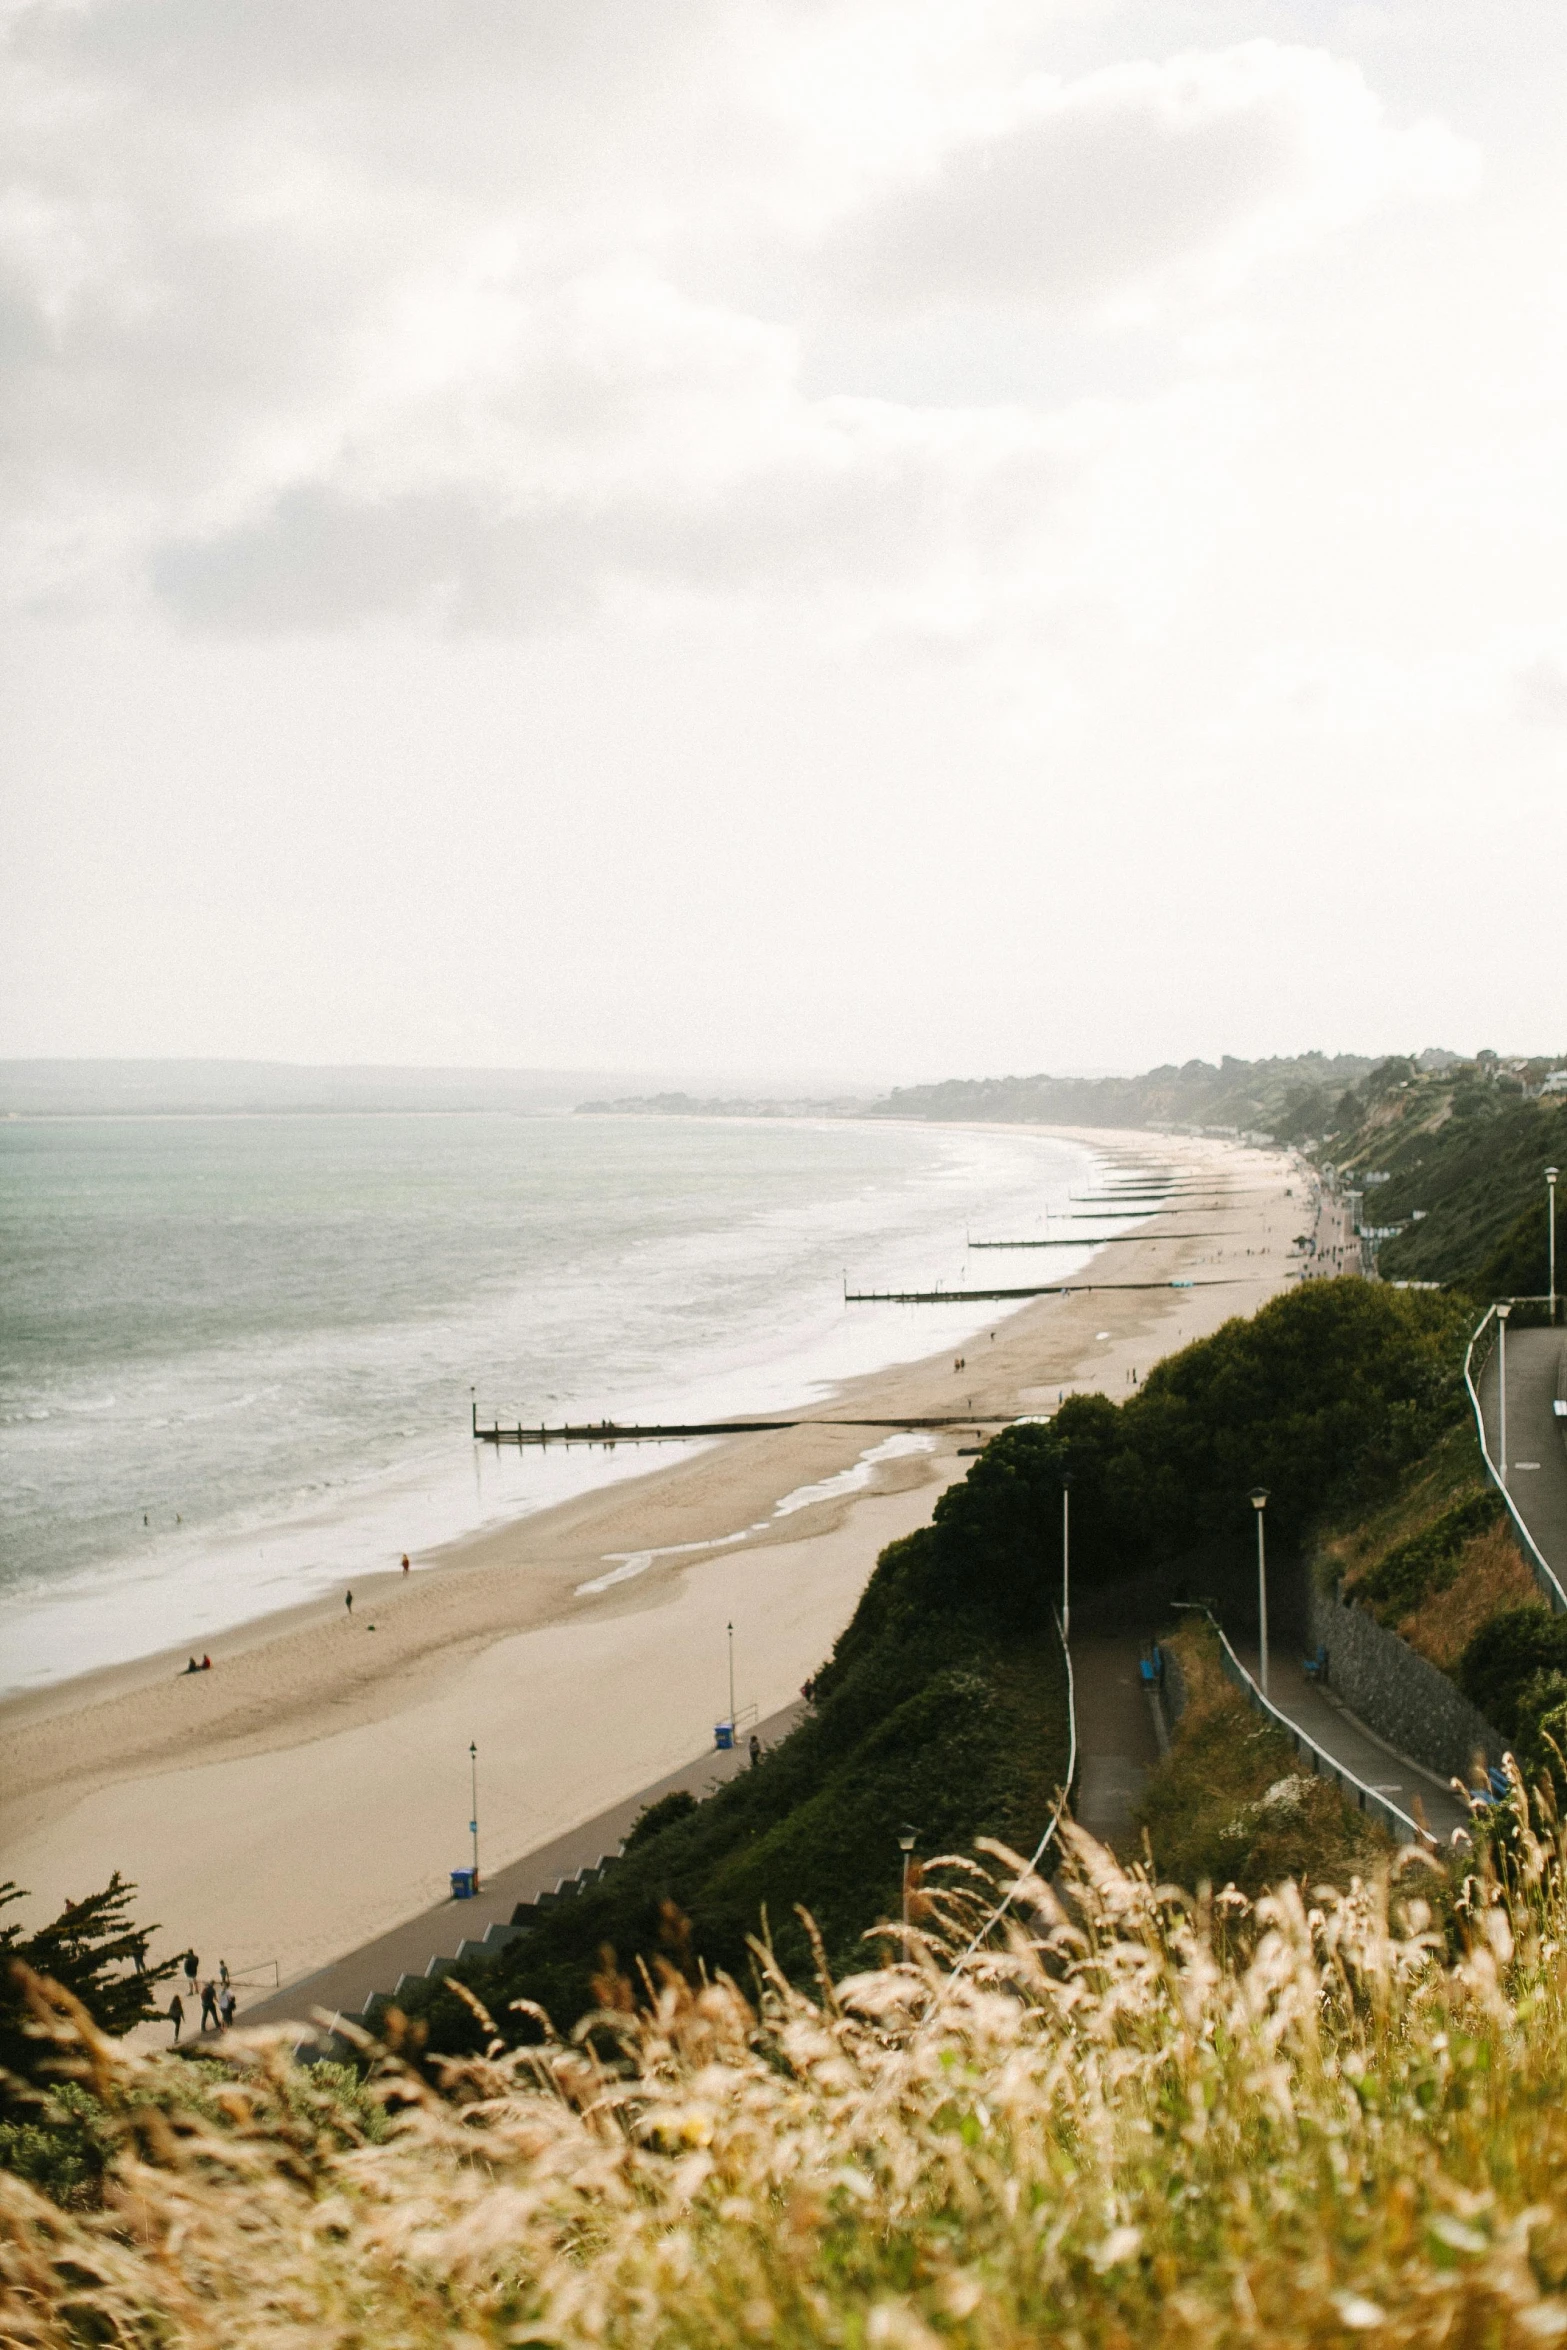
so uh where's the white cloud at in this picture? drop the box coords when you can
[0,4,1476,639]
[1514,655,1567,726]
[819,42,1478,320]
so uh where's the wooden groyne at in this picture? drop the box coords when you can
[969,1230,1223,1250]
[842,1277,1240,1304]
[472,1406,1008,1447]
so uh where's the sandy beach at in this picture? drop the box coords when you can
[0,1127,1305,2002]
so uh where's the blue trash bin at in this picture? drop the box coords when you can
[714,1721,734,1751]
[450,1867,477,1899]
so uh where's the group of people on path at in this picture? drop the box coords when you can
[168,1950,236,2041]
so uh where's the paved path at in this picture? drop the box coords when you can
[1478,1324,1567,1589]
[1234,1642,1471,1841]
[1070,1637,1161,1852]
[243,1702,803,2030]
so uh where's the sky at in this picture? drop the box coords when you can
[1,0,1564,1084]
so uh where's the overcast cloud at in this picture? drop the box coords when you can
[1,1,1562,1077]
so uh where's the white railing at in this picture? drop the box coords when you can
[1464,1304,1567,1612]
[1187,1607,1437,1848]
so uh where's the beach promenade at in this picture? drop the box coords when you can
[0,1129,1305,2009]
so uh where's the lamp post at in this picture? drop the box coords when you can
[1060,1472,1073,1641]
[1497,1302,1512,1481]
[469,1742,480,1890]
[1250,1488,1271,1696]
[1548,1169,1559,1327]
[898,1827,917,1932]
[726,1620,736,1736]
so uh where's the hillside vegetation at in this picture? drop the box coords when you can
[388,1280,1468,2056]
[1304,1054,1567,1295]
[865,1049,1375,1134]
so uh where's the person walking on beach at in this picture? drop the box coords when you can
[748,1732,762,1769]
[346,1589,353,1616]
[183,1950,199,1992]
[219,1959,230,1990]
[168,1993,185,2044]
[200,1980,220,2033]
[401,1554,410,1574]
[220,1987,237,2029]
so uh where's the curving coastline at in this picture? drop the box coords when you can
[0,1128,1303,2007]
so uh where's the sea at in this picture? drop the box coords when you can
[0,1106,1103,1695]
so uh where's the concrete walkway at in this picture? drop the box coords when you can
[1233,1642,1471,1841]
[1070,1637,1161,1852]
[242,1701,803,2030]
[1478,1324,1567,1590]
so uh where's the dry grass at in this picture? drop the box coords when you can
[14,1793,1567,2348]
[1399,1523,1544,1671]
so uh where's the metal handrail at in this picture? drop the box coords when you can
[1464,1304,1567,1612]
[1183,1606,1436,1848]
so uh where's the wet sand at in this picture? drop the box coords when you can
[0,1128,1304,1999]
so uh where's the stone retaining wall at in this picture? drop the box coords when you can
[1305,1581,1502,1782]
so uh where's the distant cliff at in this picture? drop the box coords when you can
[861,1052,1378,1137]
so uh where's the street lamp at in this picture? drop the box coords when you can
[469,1742,480,1891]
[726,1620,736,1737]
[1059,1471,1074,1641]
[1497,1302,1512,1481]
[1548,1169,1559,1327]
[898,1826,917,1932]
[1250,1489,1271,1696]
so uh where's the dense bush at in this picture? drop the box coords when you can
[622,1789,697,1850]
[1459,1605,1567,1741]
[928,1278,1470,1619]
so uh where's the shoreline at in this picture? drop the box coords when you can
[1,1113,1102,1701]
[0,1128,1303,1999]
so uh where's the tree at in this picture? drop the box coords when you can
[1,1875,178,2095]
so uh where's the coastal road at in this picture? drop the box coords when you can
[1477,1325,1567,1591]
[242,1702,803,2032]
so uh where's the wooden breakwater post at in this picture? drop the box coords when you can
[471,1410,1010,1447]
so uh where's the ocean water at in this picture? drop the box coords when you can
[0,1111,1102,1692]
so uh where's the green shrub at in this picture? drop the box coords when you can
[1458,1606,1567,1741]
[623,1790,698,1850]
